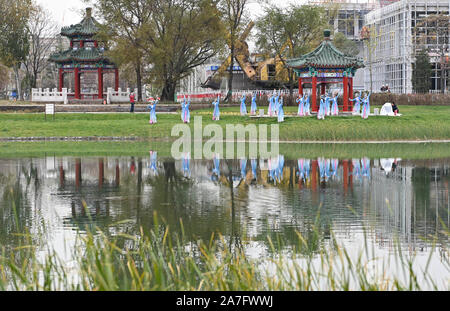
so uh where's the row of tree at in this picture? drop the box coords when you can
[0,0,57,100]
[90,0,358,102]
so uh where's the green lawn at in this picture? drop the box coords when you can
[0,105,449,141]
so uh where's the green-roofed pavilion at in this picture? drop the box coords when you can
[287,30,364,112]
[49,8,119,100]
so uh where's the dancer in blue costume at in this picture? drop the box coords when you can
[180,96,186,121]
[183,96,191,123]
[148,97,158,124]
[361,92,371,119]
[349,92,361,115]
[212,95,220,120]
[317,95,326,120]
[250,92,257,115]
[268,93,274,116]
[331,93,339,116]
[324,94,332,116]
[273,91,280,116]
[304,94,311,116]
[277,97,284,122]
[240,93,247,115]
[297,94,304,116]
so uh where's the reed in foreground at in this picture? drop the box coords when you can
[0,213,448,291]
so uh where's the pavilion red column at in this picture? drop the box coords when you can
[312,76,317,112]
[343,160,348,194]
[58,68,64,92]
[349,77,354,111]
[343,76,348,112]
[98,67,103,99]
[320,83,326,95]
[298,78,303,96]
[311,160,318,192]
[114,69,119,91]
[74,67,81,99]
[75,158,81,189]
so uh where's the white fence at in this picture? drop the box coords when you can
[32,88,68,104]
[31,87,142,103]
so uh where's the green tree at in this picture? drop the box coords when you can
[412,49,432,93]
[0,0,32,100]
[255,4,326,103]
[144,0,224,101]
[333,32,359,56]
[91,0,154,101]
[218,0,250,103]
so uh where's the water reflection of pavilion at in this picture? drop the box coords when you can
[1,155,448,250]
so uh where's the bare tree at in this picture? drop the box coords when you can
[24,4,58,94]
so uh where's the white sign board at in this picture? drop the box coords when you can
[45,104,55,120]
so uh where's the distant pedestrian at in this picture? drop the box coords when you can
[391,102,399,115]
[129,92,135,113]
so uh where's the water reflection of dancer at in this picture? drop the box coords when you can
[182,152,191,177]
[211,154,220,182]
[330,158,339,180]
[149,151,158,174]
[250,92,257,115]
[277,97,284,122]
[318,158,330,182]
[275,155,284,184]
[212,95,220,121]
[297,158,310,182]
[240,158,247,180]
[352,159,361,180]
[361,157,371,179]
[251,159,257,180]
[240,94,247,116]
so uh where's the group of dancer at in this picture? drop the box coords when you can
[349,92,371,119]
[146,90,372,124]
[316,93,340,120]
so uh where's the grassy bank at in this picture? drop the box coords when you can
[0,105,449,141]
[1,141,450,160]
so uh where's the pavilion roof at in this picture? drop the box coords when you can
[60,8,99,38]
[287,30,364,70]
[49,47,112,64]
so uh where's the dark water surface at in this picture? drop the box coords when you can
[0,151,449,287]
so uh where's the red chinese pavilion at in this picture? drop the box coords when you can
[287,30,364,112]
[49,8,118,100]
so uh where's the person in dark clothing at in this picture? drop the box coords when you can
[130,93,135,113]
[391,102,399,115]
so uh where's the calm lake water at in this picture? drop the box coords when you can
[0,149,449,288]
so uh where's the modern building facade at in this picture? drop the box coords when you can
[363,0,450,94]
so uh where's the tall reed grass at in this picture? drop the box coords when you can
[0,207,448,291]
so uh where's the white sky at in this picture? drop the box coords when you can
[36,0,311,28]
